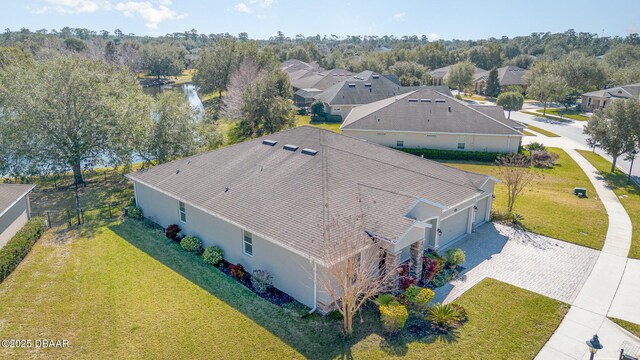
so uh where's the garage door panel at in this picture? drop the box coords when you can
[474,198,489,225]
[440,209,469,246]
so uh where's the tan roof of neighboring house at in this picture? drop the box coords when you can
[474,66,528,86]
[0,184,35,217]
[431,65,486,80]
[582,83,640,99]
[127,126,491,263]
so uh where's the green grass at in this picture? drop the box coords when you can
[576,150,640,258]
[295,115,342,133]
[0,219,568,359]
[137,70,193,85]
[525,124,561,137]
[523,130,537,136]
[543,108,590,121]
[610,318,640,338]
[445,148,608,249]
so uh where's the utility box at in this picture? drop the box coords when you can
[574,187,587,198]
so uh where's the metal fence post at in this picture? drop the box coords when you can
[80,209,85,225]
[108,203,112,218]
[66,210,71,227]
[46,211,51,229]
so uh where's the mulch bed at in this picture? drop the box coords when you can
[216,260,294,307]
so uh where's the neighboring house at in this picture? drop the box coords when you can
[0,184,35,248]
[290,68,354,92]
[340,87,524,153]
[313,71,423,119]
[473,66,528,93]
[127,126,496,312]
[430,65,486,86]
[581,83,640,112]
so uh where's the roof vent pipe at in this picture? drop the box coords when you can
[448,106,452,112]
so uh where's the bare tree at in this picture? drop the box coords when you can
[222,58,267,120]
[495,153,538,214]
[319,215,400,336]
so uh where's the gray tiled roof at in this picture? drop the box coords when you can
[291,69,354,91]
[475,66,528,86]
[0,184,35,216]
[127,127,491,263]
[582,83,640,99]
[431,65,486,80]
[341,87,523,135]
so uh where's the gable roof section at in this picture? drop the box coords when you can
[340,87,523,135]
[582,83,640,99]
[431,65,486,80]
[474,66,528,86]
[127,126,491,263]
[0,184,35,217]
[291,69,354,91]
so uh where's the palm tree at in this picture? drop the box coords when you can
[427,303,462,332]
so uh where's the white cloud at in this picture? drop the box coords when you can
[234,3,251,13]
[114,1,187,29]
[427,33,441,41]
[249,0,274,6]
[627,25,640,34]
[392,12,405,21]
[30,0,111,14]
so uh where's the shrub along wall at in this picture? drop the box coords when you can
[0,217,45,283]
[398,148,507,162]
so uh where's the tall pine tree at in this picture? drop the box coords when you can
[485,68,501,97]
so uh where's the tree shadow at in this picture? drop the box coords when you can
[378,317,461,356]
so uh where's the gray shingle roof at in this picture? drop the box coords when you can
[431,65,486,80]
[291,69,354,91]
[341,87,523,135]
[474,66,528,86]
[127,126,491,263]
[582,83,640,99]
[0,184,35,217]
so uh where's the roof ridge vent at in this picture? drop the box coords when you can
[420,98,431,102]
[301,148,318,156]
[283,144,299,152]
[435,99,446,103]
[372,74,380,79]
[262,139,277,146]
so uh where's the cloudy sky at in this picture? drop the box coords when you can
[2,0,640,40]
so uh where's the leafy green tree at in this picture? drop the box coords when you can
[552,52,606,92]
[446,60,475,94]
[139,91,197,164]
[142,43,185,79]
[496,91,524,119]
[389,61,431,86]
[63,38,87,52]
[0,46,29,68]
[310,100,326,118]
[560,88,582,111]
[104,40,117,63]
[0,56,151,184]
[194,39,239,97]
[484,68,501,97]
[584,99,640,172]
[526,73,566,116]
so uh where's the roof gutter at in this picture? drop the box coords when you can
[0,185,36,218]
[308,261,318,314]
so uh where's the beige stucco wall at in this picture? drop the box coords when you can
[134,182,316,308]
[0,196,29,247]
[341,129,520,153]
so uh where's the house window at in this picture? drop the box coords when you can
[457,136,466,150]
[397,140,404,147]
[178,201,186,222]
[243,230,253,256]
[587,97,592,106]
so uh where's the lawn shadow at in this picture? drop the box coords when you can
[378,317,461,356]
[109,219,392,360]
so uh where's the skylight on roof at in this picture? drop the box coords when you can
[348,83,356,87]
[408,98,418,102]
[283,144,299,152]
[301,148,318,156]
[435,99,446,103]
[262,139,277,146]
[364,83,372,87]
[372,74,380,79]
[420,99,431,102]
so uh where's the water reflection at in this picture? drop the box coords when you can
[143,83,204,120]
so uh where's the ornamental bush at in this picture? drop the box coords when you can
[427,303,462,332]
[399,148,506,163]
[127,206,143,220]
[530,150,559,168]
[165,224,181,242]
[376,293,395,306]
[405,286,435,312]
[445,248,466,268]
[251,269,273,294]
[422,256,445,282]
[229,263,245,280]
[0,217,45,283]
[180,235,203,254]
[202,246,223,266]
[379,301,409,334]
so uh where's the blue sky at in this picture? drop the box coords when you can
[2,0,639,40]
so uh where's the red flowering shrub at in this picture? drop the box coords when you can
[229,263,245,279]
[422,256,445,282]
[165,224,181,242]
[398,264,417,290]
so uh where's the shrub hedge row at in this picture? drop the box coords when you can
[0,217,45,283]
[311,114,343,123]
[398,148,507,162]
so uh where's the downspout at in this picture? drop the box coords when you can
[308,261,318,314]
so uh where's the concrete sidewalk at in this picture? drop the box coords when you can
[536,149,639,360]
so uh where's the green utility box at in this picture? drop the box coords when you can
[574,187,587,198]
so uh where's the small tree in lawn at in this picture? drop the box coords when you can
[319,215,399,336]
[495,153,538,214]
[485,68,501,97]
[526,73,566,116]
[310,100,326,120]
[560,88,582,113]
[584,98,640,172]
[446,61,475,95]
[496,91,524,119]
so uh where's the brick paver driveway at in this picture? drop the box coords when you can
[433,222,599,304]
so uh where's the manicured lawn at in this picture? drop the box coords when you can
[295,115,342,133]
[0,219,568,359]
[610,318,640,338]
[445,148,608,249]
[523,130,537,136]
[543,108,590,121]
[576,150,640,259]
[524,124,561,137]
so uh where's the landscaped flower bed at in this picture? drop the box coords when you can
[421,248,466,288]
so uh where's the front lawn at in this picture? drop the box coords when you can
[0,219,568,359]
[524,124,561,137]
[445,148,608,249]
[543,108,590,121]
[610,318,640,338]
[295,115,342,133]
[576,150,640,259]
[523,130,537,136]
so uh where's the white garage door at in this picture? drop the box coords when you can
[474,197,489,226]
[439,209,469,247]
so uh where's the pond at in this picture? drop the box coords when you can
[143,83,205,119]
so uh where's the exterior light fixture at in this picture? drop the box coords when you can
[437,228,442,236]
[586,334,603,360]
[474,205,478,212]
